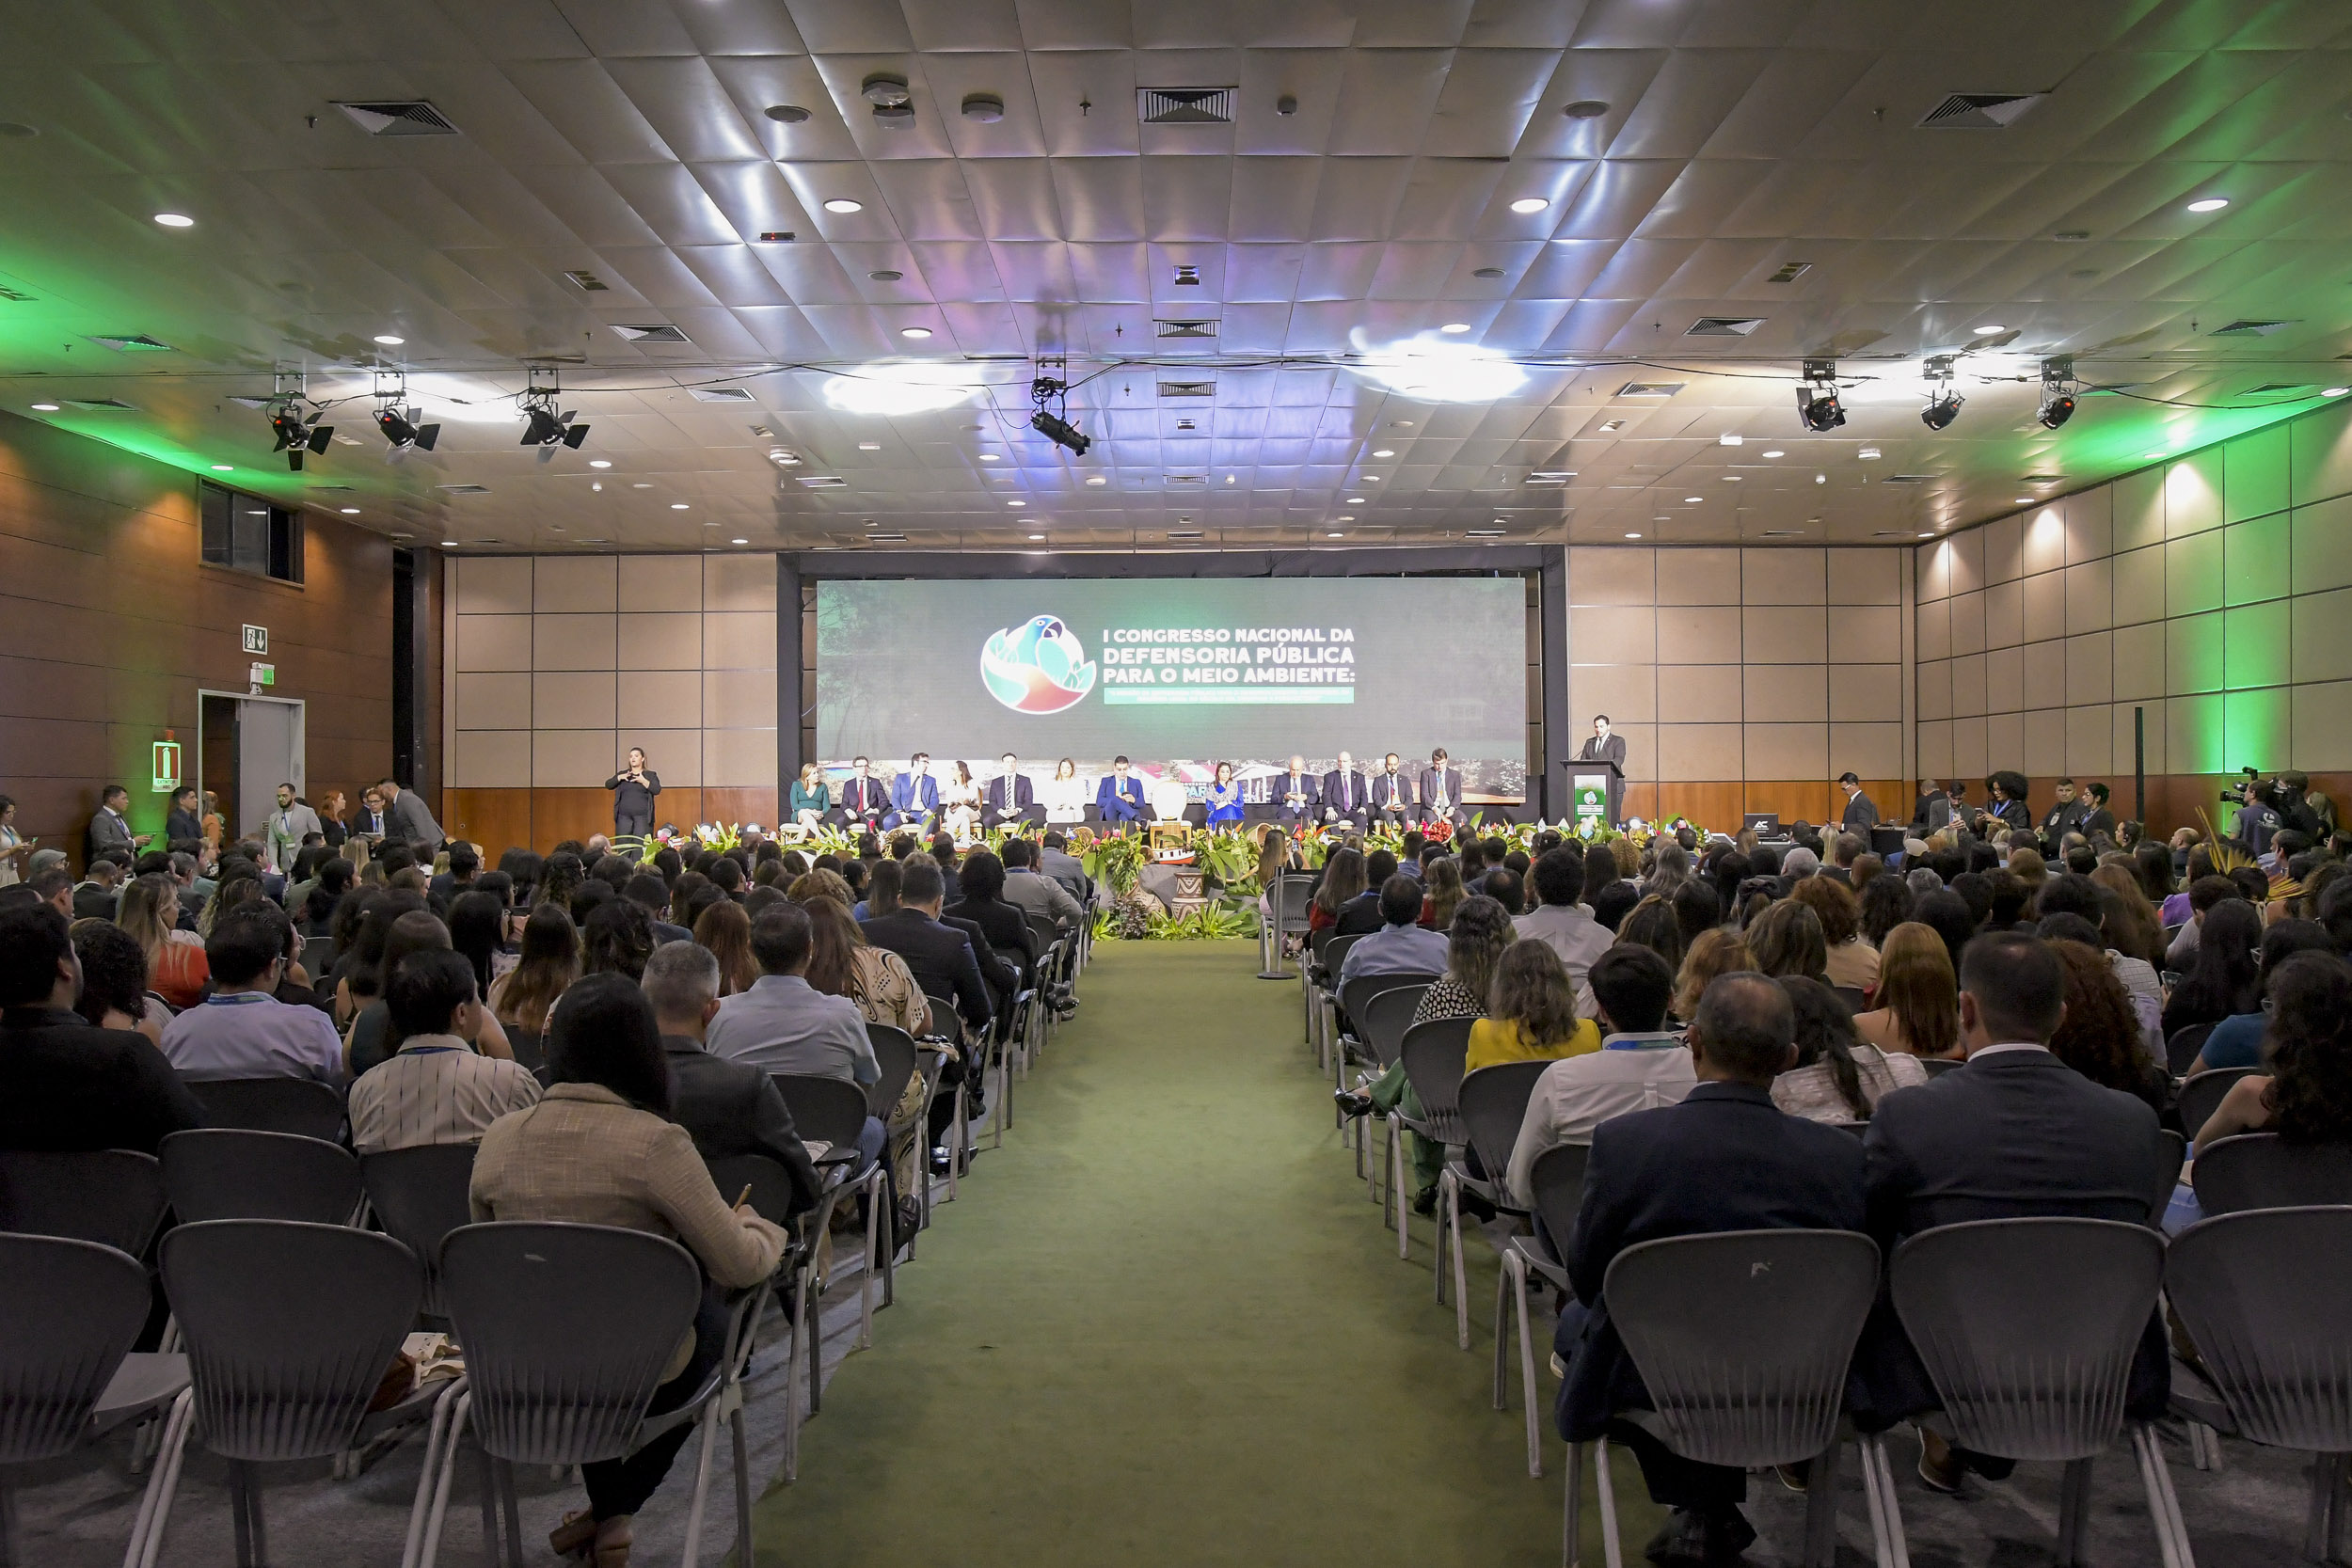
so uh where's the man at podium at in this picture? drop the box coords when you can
[1578,715,1628,826]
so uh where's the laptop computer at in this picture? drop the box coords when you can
[1741,812,1783,838]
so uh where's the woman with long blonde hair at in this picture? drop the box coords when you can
[487,902,580,1037]
[1421,855,1467,929]
[1672,927,1753,1025]
[1851,922,1963,1060]
[118,873,210,1010]
[693,898,760,997]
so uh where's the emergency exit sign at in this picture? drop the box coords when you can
[242,624,268,655]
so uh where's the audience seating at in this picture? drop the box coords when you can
[183,1077,347,1142]
[160,1128,363,1226]
[428,1221,759,1568]
[2193,1133,2352,1217]
[139,1219,448,1568]
[2166,1023,2217,1076]
[1498,1142,1588,1478]
[920,991,971,1197]
[1346,982,1431,1171]
[0,1148,167,1256]
[359,1144,480,1322]
[2164,1206,2352,1562]
[1441,1060,1549,1351]
[1259,873,1311,979]
[1334,973,1436,1126]
[771,1073,893,1352]
[705,1151,817,1482]
[1391,1018,1473,1261]
[1590,1228,1896,1568]
[2148,1131,2188,1227]
[0,1233,191,1567]
[2174,1068,2262,1144]
[1887,1216,2193,1568]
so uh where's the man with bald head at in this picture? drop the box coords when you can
[1551,971,1866,1562]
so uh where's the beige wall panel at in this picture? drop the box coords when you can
[2113,622,2168,702]
[2022,707,2066,775]
[1915,720,1953,780]
[1740,547,1825,605]
[2226,423,2291,523]
[1984,644,2024,717]
[1744,723,1826,779]
[2065,559,2113,634]
[2167,693,2223,775]
[455,614,533,673]
[702,613,778,671]
[2292,589,2352,686]
[618,555,706,613]
[2291,495,2352,593]
[1985,710,2024,771]
[1657,606,1742,663]
[1982,579,2023,650]
[453,556,533,615]
[2021,508,2067,577]
[1570,606,1655,663]
[1950,653,1987,718]
[532,555,617,613]
[621,729,703,787]
[533,614,618,673]
[2293,682,2352,771]
[1916,541,1951,603]
[450,729,532,788]
[2064,486,2113,564]
[2066,705,2114,777]
[2291,401,2352,508]
[1831,722,1902,779]
[1947,530,1986,597]
[703,669,780,724]
[1570,664,1658,724]
[616,670,702,732]
[1741,607,1826,663]
[2021,571,2066,645]
[1984,514,2023,586]
[1830,663,1903,723]
[2066,632,2114,706]
[532,672,616,726]
[703,728,779,788]
[1827,548,1900,606]
[532,729,620,788]
[1948,591,1986,657]
[2165,453,2225,538]
[453,672,531,731]
[1657,723,1742,778]
[2113,545,2165,627]
[1829,604,1902,664]
[618,612,702,671]
[1568,546,1656,605]
[705,558,777,613]
[2224,513,2290,607]
[1600,723,1656,783]
[1950,716,1988,778]
[2114,471,2163,553]
[1742,664,1828,723]
[1657,668,1744,723]
[2167,610,2225,696]
[1916,597,1950,662]
[1657,548,1741,605]
[2113,706,2148,779]
[1915,659,1951,722]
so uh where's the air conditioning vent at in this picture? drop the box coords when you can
[1687,317,1764,337]
[2021,472,2063,483]
[611,324,691,343]
[1138,88,1234,125]
[2245,382,2312,395]
[1767,261,1812,284]
[1158,380,1215,398]
[1917,93,2044,130]
[2210,320,2295,337]
[1465,530,1505,538]
[1165,530,1204,540]
[865,532,906,543]
[1616,383,1682,399]
[65,397,134,409]
[690,387,756,403]
[1164,474,1208,485]
[87,334,172,352]
[563,270,609,292]
[1883,474,1936,484]
[437,483,491,496]
[797,475,848,488]
[1154,318,1218,339]
[1760,529,1804,537]
[334,101,459,136]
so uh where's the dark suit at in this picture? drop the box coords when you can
[1272,770,1320,823]
[164,808,204,846]
[1840,791,1880,832]
[837,775,888,828]
[1853,1048,2169,1431]
[885,772,939,831]
[1369,768,1413,824]
[72,880,119,923]
[984,773,1041,830]
[1555,1082,1866,1506]
[0,1006,206,1153]
[946,895,1038,986]
[1911,791,1951,834]
[1416,767,1466,830]
[1578,733,1629,825]
[1320,768,1368,829]
[1095,774,1145,827]
[1333,891,1387,937]
[349,807,389,839]
[661,1035,820,1222]
[861,909,993,1037]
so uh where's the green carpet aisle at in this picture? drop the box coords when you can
[755,940,1661,1566]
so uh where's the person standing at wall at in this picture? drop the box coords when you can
[606,747,661,838]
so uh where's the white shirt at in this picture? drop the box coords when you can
[1512,903,1613,1017]
[1505,1032,1696,1205]
[1041,775,1089,824]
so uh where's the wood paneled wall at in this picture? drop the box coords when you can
[0,412,393,866]
[445,786,781,857]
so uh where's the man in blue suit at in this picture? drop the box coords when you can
[1554,971,1865,1563]
[1095,755,1146,832]
[886,752,940,831]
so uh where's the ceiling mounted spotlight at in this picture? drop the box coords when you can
[961,94,1004,123]
[518,367,588,460]
[1276,94,1298,116]
[1920,355,1963,431]
[764,104,810,123]
[864,74,913,129]
[372,371,438,459]
[1030,410,1089,455]
[260,372,332,471]
[1794,359,1845,433]
[1028,356,1089,455]
[2037,355,2078,430]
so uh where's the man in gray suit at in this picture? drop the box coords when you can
[1417,748,1467,832]
[375,776,444,853]
[265,784,323,873]
[85,784,148,866]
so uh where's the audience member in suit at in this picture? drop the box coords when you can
[1037,832,1091,903]
[886,754,940,831]
[377,776,445,852]
[945,849,1039,987]
[86,784,148,865]
[642,941,819,1223]
[1333,850,1399,937]
[984,753,1042,831]
[1838,772,1880,832]
[0,904,205,1154]
[1910,780,1953,835]
[1273,755,1320,824]
[349,786,390,840]
[72,857,127,923]
[1094,756,1146,829]
[1554,971,1864,1563]
[164,785,204,847]
[836,758,889,830]
[1370,753,1414,826]
[861,857,994,1040]
[1321,752,1369,831]
[1417,750,1467,832]
[1856,930,2170,1492]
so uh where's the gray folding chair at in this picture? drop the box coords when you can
[2193,1132,2352,1217]
[138,1220,449,1568]
[427,1222,758,1568]
[706,1153,817,1482]
[1309,933,1366,1067]
[0,1234,190,1568]
[1261,872,1312,980]
[0,1148,167,1256]
[161,1128,363,1225]
[1335,972,1438,1117]
[1889,1216,2191,1568]
[359,1144,480,1321]
[1439,1059,1549,1351]
[183,1076,347,1143]
[772,1072,892,1352]
[2167,1022,2217,1076]
[2174,1067,2262,1144]
[2147,1131,2187,1227]
[1392,1017,1472,1265]
[2166,1206,2352,1562]
[1499,1142,1590,1476]
[1589,1229,1898,1568]
[921,992,971,1198]
[1344,981,1434,1165]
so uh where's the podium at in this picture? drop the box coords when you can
[1564,759,1625,828]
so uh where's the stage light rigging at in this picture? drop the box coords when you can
[1920,355,1963,431]
[1028,356,1090,456]
[1794,358,1845,433]
[2037,355,2077,430]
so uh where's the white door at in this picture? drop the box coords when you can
[237,699,300,854]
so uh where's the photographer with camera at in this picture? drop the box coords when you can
[2224,768,2319,858]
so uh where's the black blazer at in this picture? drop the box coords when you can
[1333,892,1387,937]
[165,808,204,845]
[605,771,661,818]
[1853,1050,2170,1428]
[1554,1082,1866,1442]
[946,895,1038,984]
[661,1037,820,1221]
[1320,768,1367,816]
[0,1007,206,1154]
[861,910,993,1034]
[1841,793,1880,831]
[1275,771,1320,812]
[840,776,888,819]
[1370,770,1414,813]
[984,774,1034,816]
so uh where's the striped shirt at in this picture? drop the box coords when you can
[346,1034,542,1154]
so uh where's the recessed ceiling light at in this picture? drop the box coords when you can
[2145,451,2165,460]
[1509,197,1549,214]
[731,537,749,545]
[1438,323,1471,334]
[1333,515,1354,523]
[29,402,59,411]
[588,459,611,468]
[1761,449,1785,458]
[1857,447,1882,460]
[591,482,602,492]
[1625,531,1643,539]
[2325,387,2351,398]
[209,464,232,471]
[978,453,999,461]
[1918,531,1935,539]
[1391,420,1414,428]
[1346,496,1366,504]
[671,502,690,510]
[1327,531,1346,538]
[339,506,359,514]
[1006,499,1025,507]
[858,441,881,451]
[373,334,405,345]
[823,198,863,214]
[1562,101,1610,119]
[440,539,458,546]
[152,213,194,228]
[1372,448,1394,457]
[632,483,653,489]
[1972,325,2006,336]
[1085,475,1105,485]
[2185,198,2230,213]
[1718,434,1742,446]
[1683,496,1703,503]
[1026,532,1045,541]
[1362,475,1380,483]
[899,326,932,339]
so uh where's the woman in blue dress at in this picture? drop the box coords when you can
[1204,761,1247,827]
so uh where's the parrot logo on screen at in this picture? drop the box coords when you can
[980,614,1097,714]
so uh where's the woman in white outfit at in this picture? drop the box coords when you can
[1042,757,1089,826]
[942,760,982,840]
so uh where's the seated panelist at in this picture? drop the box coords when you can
[834,756,889,829]
[1273,755,1320,824]
[1095,755,1146,831]
[1321,752,1369,831]
[886,753,940,831]
[1204,763,1246,827]
[1370,752,1414,826]
[1418,748,1467,831]
[986,752,1043,830]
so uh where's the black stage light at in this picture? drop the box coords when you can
[1031,408,1090,456]
[2036,355,2076,430]
[376,405,440,453]
[1921,389,1963,431]
[520,404,589,451]
[267,406,334,470]
[1795,385,1845,432]
[2037,391,2075,429]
